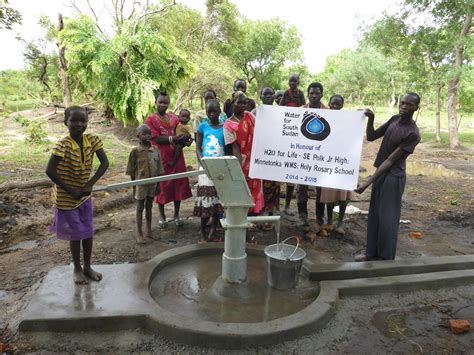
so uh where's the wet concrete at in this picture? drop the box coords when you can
[19,245,474,349]
[6,240,38,251]
[149,254,319,323]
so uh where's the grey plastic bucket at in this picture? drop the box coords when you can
[264,237,306,290]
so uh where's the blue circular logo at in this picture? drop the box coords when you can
[301,111,331,141]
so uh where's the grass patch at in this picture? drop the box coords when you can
[2,99,37,113]
[344,104,474,147]
[420,132,474,148]
[0,139,52,167]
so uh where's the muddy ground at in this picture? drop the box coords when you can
[0,109,473,353]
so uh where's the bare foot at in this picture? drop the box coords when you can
[73,269,89,285]
[145,232,154,240]
[84,267,103,282]
[135,234,147,244]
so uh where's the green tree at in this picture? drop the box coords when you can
[0,0,21,30]
[365,0,473,148]
[59,14,192,124]
[363,14,452,142]
[205,0,243,57]
[149,3,238,107]
[317,47,407,108]
[231,18,303,93]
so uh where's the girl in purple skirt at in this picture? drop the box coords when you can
[46,106,109,284]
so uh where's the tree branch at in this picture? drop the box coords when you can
[132,0,176,33]
[68,0,107,37]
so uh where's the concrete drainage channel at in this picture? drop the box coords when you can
[19,245,474,349]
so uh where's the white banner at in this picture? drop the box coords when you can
[249,105,365,190]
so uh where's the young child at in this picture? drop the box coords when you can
[252,87,279,231]
[279,75,306,217]
[319,95,351,236]
[193,90,227,136]
[169,108,193,167]
[126,124,164,244]
[355,93,421,261]
[46,106,109,285]
[194,99,225,243]
[274,90,285,106]
[279,74,306,107]
[223,79,256,117]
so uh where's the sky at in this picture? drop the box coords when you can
[0,0,400,73]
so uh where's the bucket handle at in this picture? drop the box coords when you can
[280,236,300,261]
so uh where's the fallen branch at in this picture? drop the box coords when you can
[32,112,57,121]
[0,179,53,193]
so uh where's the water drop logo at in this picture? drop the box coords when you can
[300,111,331,141]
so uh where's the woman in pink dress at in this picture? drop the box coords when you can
[145,92,192,227]
[223,91,264,215]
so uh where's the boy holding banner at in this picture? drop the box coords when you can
[355,93,421,261]
[297,82,327,229]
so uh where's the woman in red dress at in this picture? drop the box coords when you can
[145,92,192,227]
[223,91,264,215]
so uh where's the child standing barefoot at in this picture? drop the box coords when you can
[193,99,225,243]
[319,95,351,236]
[126,125,164,243]
[46,106,109,285]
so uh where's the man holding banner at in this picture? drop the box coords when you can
[354,93,421,261]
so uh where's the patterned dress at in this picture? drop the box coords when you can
[193,122,225,218]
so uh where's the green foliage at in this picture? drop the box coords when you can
[175,48,239,109]
[317,48,407,106]
[0,70,42,112]
[231,18,303,93]
[206,0,243,56]
[25,120,50,145]
[13,115,30,127]
[60,15,193,124]
[0,0,21,30]
[459,65,474,113]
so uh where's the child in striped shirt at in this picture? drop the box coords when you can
[46,106,109,285]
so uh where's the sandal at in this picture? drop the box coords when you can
[175,217,184,227]
[246,235,258,245]
[158,219,168,229]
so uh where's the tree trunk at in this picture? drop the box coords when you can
[447,7,472,149]
[57,14,72,108]
[0,178,53,193]
[435,81,441,143]
[388,77,396,113]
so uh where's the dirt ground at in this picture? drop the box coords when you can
[0,109,473,353]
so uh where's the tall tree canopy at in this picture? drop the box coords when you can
[59,14,192,124]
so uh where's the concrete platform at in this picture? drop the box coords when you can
[19,245,474,349]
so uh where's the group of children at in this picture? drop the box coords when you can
[46,73,421,284]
